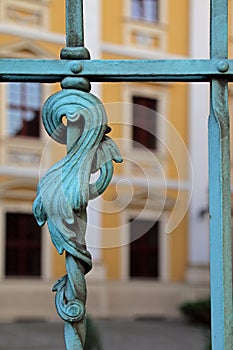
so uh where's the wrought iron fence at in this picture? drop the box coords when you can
[0,0,232,349]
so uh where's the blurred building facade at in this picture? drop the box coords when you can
[0,0,210,321]
[0,0,66,320]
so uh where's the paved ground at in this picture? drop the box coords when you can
[0,318,209,350]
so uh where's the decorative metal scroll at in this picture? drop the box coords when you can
[33,87,121,347]
[33,73,122,348]
[32,2,123,347]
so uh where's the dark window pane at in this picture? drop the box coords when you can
[5,213,42,277]
[130,219,159,278]
[132,96,158,150]
[7,83,41,138]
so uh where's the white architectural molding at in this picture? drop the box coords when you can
[120,210,170,281]
[122,83,169,170]
[84,0,102,263]
[188,0,210,268]
[0,165,39,178]
[111,174,192,191]
[0,201,52,280]
[101,42,188,60]
[0,24,65,45]
[0,39,57,58]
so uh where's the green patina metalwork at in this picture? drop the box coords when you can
[0,0,232,348]
[33,1,122,347]
[33,88,122,348]
[1,58,233,82]
[208,1,232,348]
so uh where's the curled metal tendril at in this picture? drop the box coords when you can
[33,89,122,349]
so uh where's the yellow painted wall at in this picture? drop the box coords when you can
[52,246,67,279]
[102,208,122,280]
[166,188,188,281]
[0,0,66,280]
[0,0,189,283]
[165,81,188,280]
[102,0,189,56]
[100,52,123,279]
[50,1,65,34]
[101,60,189,280]
[167,0,189,56]
[48,0,189,282]
[167,83,188,179]
[168,215,188,280]
[102,0,123,44]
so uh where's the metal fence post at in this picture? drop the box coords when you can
[208,1,233,348]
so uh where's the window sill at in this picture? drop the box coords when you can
[123,18,168,52]
[123,16,167,30]
[0,136,46,168]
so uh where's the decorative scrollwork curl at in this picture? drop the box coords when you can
[33,88,122,349]
[42,89,107,144]
[53,275,85,323]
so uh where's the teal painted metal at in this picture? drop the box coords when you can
[209,80,232,349]
[2,58,233,82]
[65,0,84,47]
[209,0,233,348]
[33,89,122,348]
[33,1,122,348]
[0,0,232,348]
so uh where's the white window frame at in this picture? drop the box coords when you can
[131,0,159,23]
[124,0,168,52]
[0,81,52,170]
[122,84,169,162]
[125,0,167,24]
[0,200,52,280]
[7,82,41,138]
[121,210,170,281]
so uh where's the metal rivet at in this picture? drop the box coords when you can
[70,63,82,74]
[217,60,229,72]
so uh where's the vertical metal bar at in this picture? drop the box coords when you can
[209,81,233,349]
[210,0,228,59]
[209,0,233,349]
[66,0,84,47]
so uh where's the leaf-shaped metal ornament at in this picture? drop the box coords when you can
[33,89,122,349]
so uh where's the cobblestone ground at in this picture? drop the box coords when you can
[0,318,209,350]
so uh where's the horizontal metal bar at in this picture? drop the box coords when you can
[1,59,233,83]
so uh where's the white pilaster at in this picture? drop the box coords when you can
[84,0,101,98]
[84,0,102,265]
[188,0,210,276]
